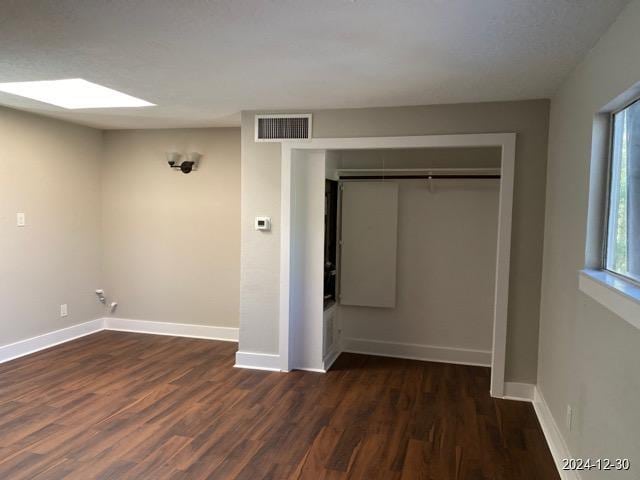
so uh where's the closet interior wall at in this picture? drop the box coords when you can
[333,147,501,365]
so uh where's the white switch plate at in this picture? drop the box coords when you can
[60,304,68,317]
[16,213,26,227]
[566,405,573,431]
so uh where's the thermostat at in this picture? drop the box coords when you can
[255,216,271,231]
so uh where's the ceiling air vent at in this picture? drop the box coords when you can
[255,114,312,142]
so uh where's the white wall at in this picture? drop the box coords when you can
[289,150,326,370]
[0,107,103,344]
[325,150,340,180]
[538,1,640,475]
[340,178,499,362]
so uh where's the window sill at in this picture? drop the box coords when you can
[579,269,640,330]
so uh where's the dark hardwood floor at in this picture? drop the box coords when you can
[0,331,558,479]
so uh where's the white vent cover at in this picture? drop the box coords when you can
[254,114,312,142]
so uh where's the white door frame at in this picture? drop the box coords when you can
[280,133,516,398]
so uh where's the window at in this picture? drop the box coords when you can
[606,98,640,284]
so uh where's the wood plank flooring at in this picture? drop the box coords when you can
[0,331,558,479]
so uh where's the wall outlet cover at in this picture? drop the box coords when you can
[255,216,271,231]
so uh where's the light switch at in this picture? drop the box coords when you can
[60,304,68,317]
[16,213,26,227]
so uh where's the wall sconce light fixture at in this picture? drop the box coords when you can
[166,151,202,174]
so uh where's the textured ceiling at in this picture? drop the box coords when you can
[0,0,629,129]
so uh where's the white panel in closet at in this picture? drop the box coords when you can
[340,181,398,308]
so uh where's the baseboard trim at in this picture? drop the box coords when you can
[503,381,536,402]
[533,387,580,480]
[1,317,239,365]
[0,319,104,364]
[235,351,281,371]
[322,347,341,371]
[296,367,327,373]
[342,338,491,367]
[494,382,576,479]
[104,317,238,342]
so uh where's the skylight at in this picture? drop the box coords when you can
[0,78,155,109]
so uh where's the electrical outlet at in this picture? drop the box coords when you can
[60,304,68,317]
[566,405,573,431]
[16,213,26,227]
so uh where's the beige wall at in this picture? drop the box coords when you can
[101,128,241,327]
[240,99,550,382]
[0,111,241,349]
[0,107,103,344]
[538,1,640,474]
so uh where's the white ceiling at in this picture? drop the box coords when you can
[0,0,629,129]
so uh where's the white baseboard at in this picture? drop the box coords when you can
[104,317,238,342]
[533,387,580,480]
[342,337,491,367]
[296,367,327,373]
[503,381,536,401]
[1,317,239,365]
[235,351,281,371]
[494,382,576,480]
[0,319,104,364]
[323,347,341,371]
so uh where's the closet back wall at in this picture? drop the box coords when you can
[341,179,499,362]
[339,149,500,364]
[101,128,241,328]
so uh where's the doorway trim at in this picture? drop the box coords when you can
[280,133,516,398]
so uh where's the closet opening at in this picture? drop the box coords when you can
[281,134,515,397]
[333,147,500,371]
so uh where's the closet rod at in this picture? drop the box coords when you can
[340,174,501,180]
[337,168,499,173]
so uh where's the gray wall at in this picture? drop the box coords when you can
[538,0,640,474]
[240,99,550,382]
[0,107,103,344]
[101,128,241,327]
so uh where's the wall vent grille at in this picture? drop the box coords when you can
[255,114,312,142]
